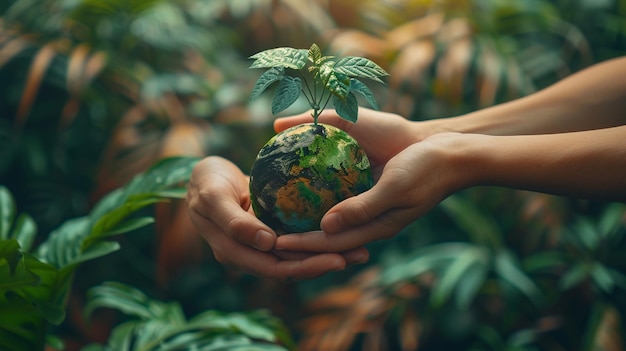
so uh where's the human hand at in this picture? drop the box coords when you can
[186,156,369,281]
[275,113,473,253]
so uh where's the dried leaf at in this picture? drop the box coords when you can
[15,43,57,127]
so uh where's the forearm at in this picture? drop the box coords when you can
[462,126,626,201]
[425,56,626,136]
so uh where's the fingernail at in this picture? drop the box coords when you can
[254,230,275,251]
[322,213,345,234]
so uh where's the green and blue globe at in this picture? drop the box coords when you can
[250,123,373,235]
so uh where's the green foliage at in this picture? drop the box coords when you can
[0,156,201,351]
[81,282,293,351]
[249,43,388,124]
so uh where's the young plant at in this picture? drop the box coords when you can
[247,44,388,234]
[249,43,388,124]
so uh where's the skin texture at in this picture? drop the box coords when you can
[186,56,626,282]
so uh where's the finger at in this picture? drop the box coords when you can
[276,207,414,253]
[189,191,276,251]
[273,246,370,265]
[321,178,398,234]
[191,210,347,281]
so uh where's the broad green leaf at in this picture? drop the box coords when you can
[333,56,388,83]
[271,76,301,115]
[318,60,335,85]
[0,187,16,240]
[249,47,308,70]
[66,241,120,267]
[349,78,379,110]
[494,251,543,305]
[104,217,155,236]
[333,93,358,123]
[36,217,89,269]
[11,214,36,253]
[327,72,351,100]
[0,239,21,275]
[250,67,285,101]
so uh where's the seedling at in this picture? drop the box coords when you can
[249,43,388,124]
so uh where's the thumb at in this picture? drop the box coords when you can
[320,185,394,234]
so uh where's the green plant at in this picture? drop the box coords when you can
[248,43,388,124]
[0,156,296,351]
[81,282,293,351]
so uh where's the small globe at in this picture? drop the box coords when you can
[250,123,373,234]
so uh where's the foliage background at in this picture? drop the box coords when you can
[1,0,625,350]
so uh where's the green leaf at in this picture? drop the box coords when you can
[104,217,155,236]
[440,195,503,248]
[494,251,543,306]
[333,56,388,83]
[327,72,351,100]
[333,92,359,123]
[307,43,322,65]
[249,47,308,70]
[0,187,16,240]
[560,263,590,290]
[250,67,285,101]
[349,78,379,110]
[431,247,488,308]
[271,76,301,115]
[11,214,36,253]
[0,240,21,274]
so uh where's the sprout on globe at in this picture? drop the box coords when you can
[248,44,388,234]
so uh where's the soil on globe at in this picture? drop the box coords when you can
[249,123,373,235]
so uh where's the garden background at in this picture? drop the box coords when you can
[1,0,626,350]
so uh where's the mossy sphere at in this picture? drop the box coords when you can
[249,123,373,234]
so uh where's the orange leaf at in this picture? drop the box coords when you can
[15,43,57,127]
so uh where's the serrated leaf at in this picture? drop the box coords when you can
[250,67,285,101]
[249,47,308,70]
[350,78,379,110]
[308,43,322,65]
[318,60,335,85]
[333,93,358,123]
[327,72,351,100]
[333,56,388,83]
[271,76,301,115]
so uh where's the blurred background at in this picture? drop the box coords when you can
[1,0,626,350]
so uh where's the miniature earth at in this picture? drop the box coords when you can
[250,123,373,234]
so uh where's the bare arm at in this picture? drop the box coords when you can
[461,126,626,201]
[426,56,626,135]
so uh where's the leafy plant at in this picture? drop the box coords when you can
[81,281,293,351]
[0,156,200,351]
[248,43,388,124]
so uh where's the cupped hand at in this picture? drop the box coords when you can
[274,124,473,253]
[274,108,427,178]
[186,156,369,281]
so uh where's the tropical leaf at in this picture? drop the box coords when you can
[271,76,302,115]
[333,56,388,83]
[250,67,285,101]
[249,47,308,70]
[83,282,292,351]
